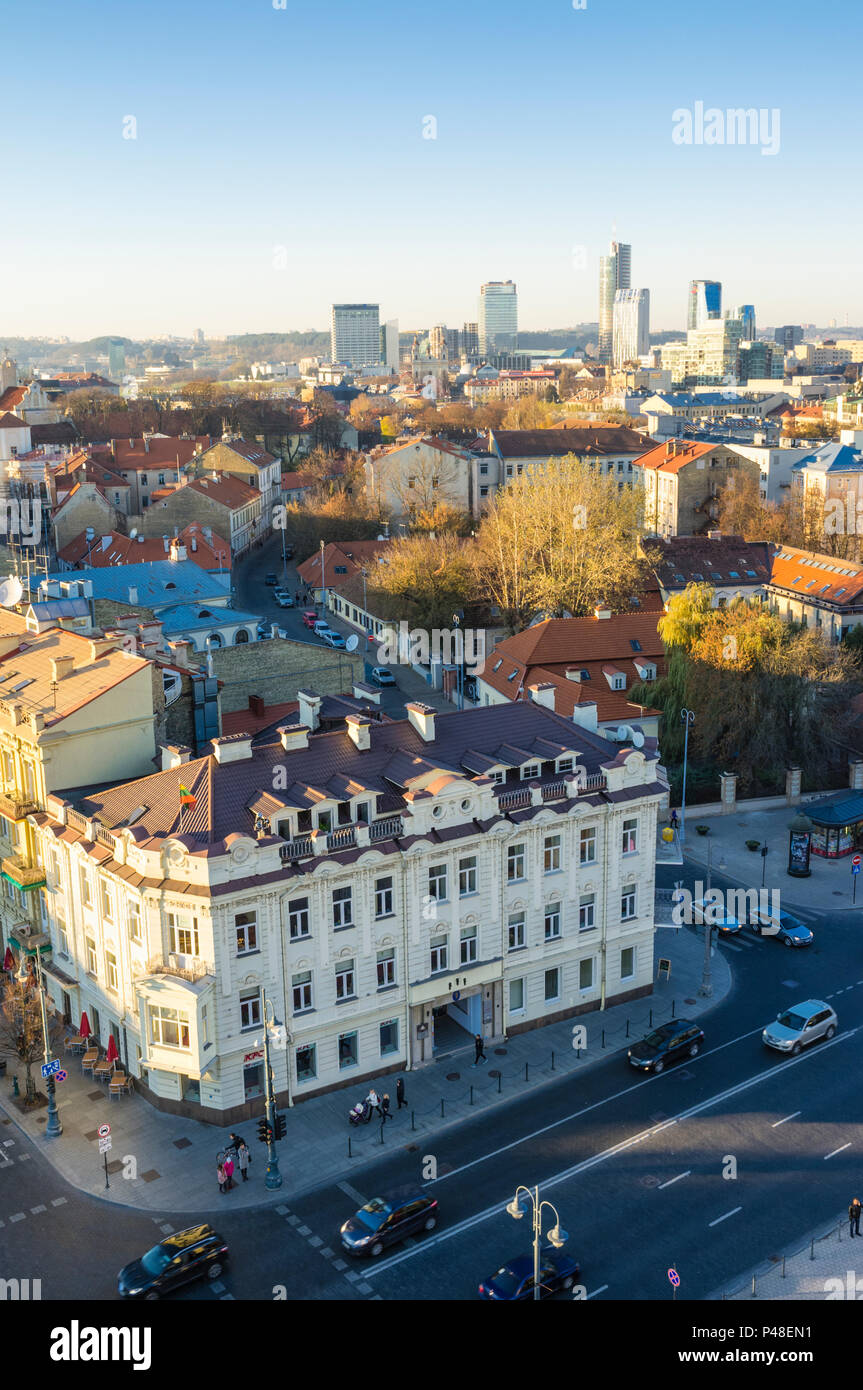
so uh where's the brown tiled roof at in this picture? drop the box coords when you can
[59,524,232,572]
[186,474,260,509]
[92,435,212,470]
[768,547,863,607]
[0,411,27,431]
[650,536,773,590]
[634,438,721,474]
[296,538,391,588]
[0,386,27,412]
[489,426,647,458]
[281,471,317,490]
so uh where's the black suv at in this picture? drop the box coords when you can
[118,1224,229,1299]
[340,1188,438,1257]
[627,1019,704,1074]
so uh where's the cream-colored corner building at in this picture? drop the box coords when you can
[30,697,665,1125]
[0,614,155,974]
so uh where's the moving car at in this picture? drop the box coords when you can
[748,908,814,947]
[265,573,278,586]
[340,1189,438,1257]
[690,896,742,935]
[369,666,397,687]
[628,1018,705,1073]
[284,543,294,559]
[301,610,318,629]
[118,1225,228,1300]
[275,593,294,608]
[322,630,346,648]
[762,1000,837,1055]
[478,1250,580,1300]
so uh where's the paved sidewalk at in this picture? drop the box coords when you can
[679,805,863,917]
[714,1211,862,1301]
[0,925,730,1214]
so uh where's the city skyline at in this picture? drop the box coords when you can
[2,0,860,337]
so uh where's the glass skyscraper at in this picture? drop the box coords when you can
[598,241,631,363]
[612,288,650,367]
[478,282,518,355]
[687,280,722,330]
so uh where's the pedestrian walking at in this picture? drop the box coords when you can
[395,1077,406,1109]
[237,1141,251,1182]
[473,1034,486,1065]
[227,1131,246,1155]
[850,1198,862,1237]
[366,1087,381,1116]
[217,1161,227,1195]
[223,1153,235,1191]
[670,808,679,830]
[380,1094,392,1123]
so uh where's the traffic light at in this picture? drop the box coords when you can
[257,1116,271,1144]
[274,1112,286,1141]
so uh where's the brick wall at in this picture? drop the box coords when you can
[212,637,364,714]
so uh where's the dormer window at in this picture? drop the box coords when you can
[557,757,574,773]
[490,769,505,784]
[521,763,539,780]
[613,675,625,690]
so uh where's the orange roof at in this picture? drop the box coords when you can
[92,435,211,470]
[768,547,863,607]
[296,538,391,589]
[635,438,718,474]
[0,411,27,431]
[186,474,261,509]
[59,525,232,572]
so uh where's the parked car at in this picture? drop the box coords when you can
[762,1000,837,1055]
[275,593,294,608]
[302,610,318,629]
[340,1189,438,1257]
[478,1250,580,1301]
[748,908,814,947]
[313,620,331,636]
[118,1225,229,1300]
[369,666,397,687]
[627,1018,705,1073]
[264,573,278,586]
[690,896,742,935]
[284,543,294,559]
[322,630,346,648]
[256,622,273,640]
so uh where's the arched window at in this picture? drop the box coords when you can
[207,632,223,649]
[234,628,249,644]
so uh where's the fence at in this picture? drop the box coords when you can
[721,1216,849,1299]
[342,991,684,1159]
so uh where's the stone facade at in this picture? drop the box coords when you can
[212,638,364,716]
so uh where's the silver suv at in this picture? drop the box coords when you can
[762,999,837,1055]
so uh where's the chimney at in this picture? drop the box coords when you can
[593,605,611,620]
[707,529,721,539]
[352,680,381,705]
[297,689,322,732]
[161,744,191,770]
[346,713,372,751]
[210,733,253,764]
[405,701,436,742]
[50,654,75,681]
[279,724,310,752]
[249,694,265,718]
[571,700,598,733]
[163,536,170,552]
[528,681,556,711]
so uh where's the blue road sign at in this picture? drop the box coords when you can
[668,1268,680,1287]
[452,991,461,1002]
[40,1059,61,1079]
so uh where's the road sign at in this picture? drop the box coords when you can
[668,1268,680,1287]
[55,1070,67,1083]
[98,1137,112,1155]
[452,990,461,1002]
[97,1123,111,1138]
[853,856,861,874]
[40,1059,61,1079]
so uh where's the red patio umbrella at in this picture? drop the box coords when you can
[106,1035,119,1064]
[79,1011,91,1039]
[2,946,13,972]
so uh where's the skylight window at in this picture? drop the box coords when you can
[492,659,503,672]
[580,669,591,681]
[791,575,802,585]
[691,572,704,581]
[10,678,33,692]
[630,639,642,652]
[507,669,519,682]
[805,580,816,589]
[729,571,740,579]
[711,572,723,580]
[836,588,847,597]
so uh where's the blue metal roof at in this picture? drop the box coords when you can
[34,561,229,609]
[159,604,261,634]
[806,789,863,827]
[790,442,863,475]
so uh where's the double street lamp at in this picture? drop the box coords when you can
[506,1185,568,1301]
[679,708,695,842]
[260,991,283,1190]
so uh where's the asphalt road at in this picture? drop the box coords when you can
[5,859,861,1303]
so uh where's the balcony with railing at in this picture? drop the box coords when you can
[497,773,607,813]
[1,856,47,891]
[134,954,214,984]
[0,791,39,823]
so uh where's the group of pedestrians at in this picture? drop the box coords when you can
[217,1132,251,1194]
[294,588,313,605]
[364,1077,408,1123]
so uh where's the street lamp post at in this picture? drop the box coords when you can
[699,839,727,999]
[16,945,62,1138]
[261,991,282,1190]
[506,1184,568,1301]
[281,521,287,586]
[679,709,695,843]
[452,611,464,709]
[319,539,326,614]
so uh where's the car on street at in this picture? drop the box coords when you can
[690,896,742,935]
[117,1224,229,1300]
[340,1188,438,1257]
[627,1018,705,1073]
[264,573,278,586]
[747,907,814,947]
[284,543,294,559]
[313,620,332,636]
[302,610,318,629]
[762,999,837,1055]
[256,621,273,639]
[275,593,294,608]
[369,666,397,686]
[478,1250,581,1300]
[321,629,346,648]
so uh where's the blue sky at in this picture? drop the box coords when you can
[2,0,860,338]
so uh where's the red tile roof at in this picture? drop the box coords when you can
[92,435,212,470]
[634,438,718,474]
[59,524,232,572]
[297,538,391,589]
[186,474,261,509]
[0,411,27,431]
[0,386,27,412]
[768,547,863,607]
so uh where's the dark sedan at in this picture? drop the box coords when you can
[478,1250,580,1300]
[118,1225,228,1300]
[627,1019,705,1073]
[340,1189,438,1257]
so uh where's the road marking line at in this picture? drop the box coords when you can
[9,1213,25,1222]
[30,1205,46,1214]
[657,1171,691,1189]
[430,1021,783,1186]
[338,1180,368,1207]
[771,1112,800,1127]
[587,1284,609,1298]
[365,1029,857,1278]
[709,1207,742,1228]
[51,1197,67,1207]
[824,1143,852,1160]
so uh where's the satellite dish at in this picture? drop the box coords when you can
[0,576,23,608]
[632,730,645,748]
[345,634,359,652]
[129,528,138,540]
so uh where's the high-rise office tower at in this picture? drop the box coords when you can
[727,305,756,341]
[108,340,126,378]
[478,282,518,355]
[612,288,650,367]
[687,280,722,330]
[462,322,479,357]
[774,324,803,351]
[429,325,448,360]
[379,319,400,373]
[331,303,381,366]
[598,241,631,363]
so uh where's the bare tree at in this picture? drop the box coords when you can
[0,972,58,1106]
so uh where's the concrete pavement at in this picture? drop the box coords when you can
[0,923,729,1214]
[716,1210,863,1301]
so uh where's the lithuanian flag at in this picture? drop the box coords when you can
[179,784,196,808]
